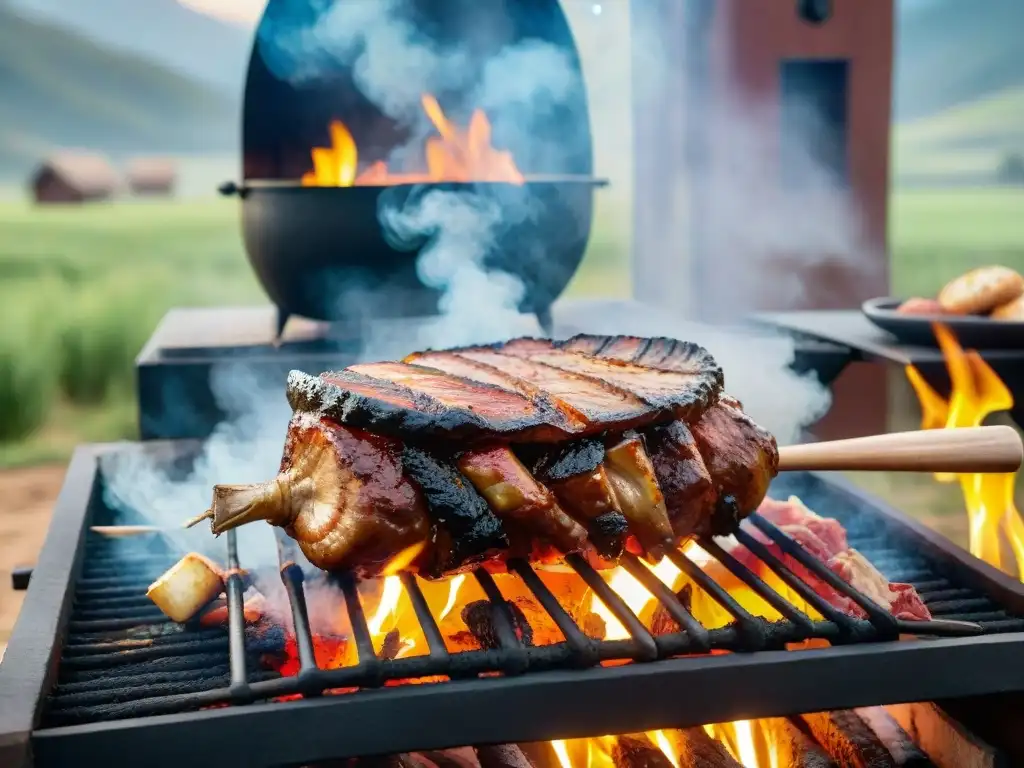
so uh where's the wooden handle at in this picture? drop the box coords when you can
[778,426,1023,474]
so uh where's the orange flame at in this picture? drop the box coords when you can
[905,322,1024,579]
[550,722,786,768]
[301,94,524,187]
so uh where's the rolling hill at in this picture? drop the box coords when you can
[894,0,1024,122]
[7,0,252,94]
[0,4,239,181]
[892,0,1024,184]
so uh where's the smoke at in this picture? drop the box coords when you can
[554,299,831,446]
[101,365,291,567]
[623,1,878,319]
[259,0,469,122]
[100,1,854,589]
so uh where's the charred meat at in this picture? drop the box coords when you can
[199,335,779,578]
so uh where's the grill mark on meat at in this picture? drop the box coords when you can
[560,334,724,390]
[557,335,609,356]
[562,334,653,364]
[407,351,590,433]
[289,336,724,444]
[348,362,543,424]
[514,349,718,421]
[451,348,655,432]
[289,368,575,444]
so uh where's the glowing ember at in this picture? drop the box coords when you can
[905,323,1024,578]
[301,94,524,187]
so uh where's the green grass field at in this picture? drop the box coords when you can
[893,86,1024,184]
[0,188,1021,469]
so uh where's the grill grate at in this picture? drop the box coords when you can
[39,474,1015,729]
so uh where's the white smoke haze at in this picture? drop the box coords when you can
[554,299,832,446]
[260,0,470,122]
[101,1,854,592]
[101,365,292,567]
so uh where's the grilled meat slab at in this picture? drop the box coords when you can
[288,334,723,444]
[203,335,779,579]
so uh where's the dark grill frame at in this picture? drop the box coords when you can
[3,442,1024,768]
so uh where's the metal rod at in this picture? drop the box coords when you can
[279,564,318,673]
[665,548,759,626]
[337,573,378,668]
[399,572,451,668]
[732,527,858,635]
[224,530,249,693]
[473,568,530,675]
[566,553,658,661]
[620,553,711,651]
[508,559,598,666]
[697,537,815,632]
[748,515,900,638]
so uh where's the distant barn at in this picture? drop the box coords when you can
[126,157,177,197]
[30,153,119,205]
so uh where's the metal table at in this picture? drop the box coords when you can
[751,310,1024,429]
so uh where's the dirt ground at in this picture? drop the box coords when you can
[0,464,65,660]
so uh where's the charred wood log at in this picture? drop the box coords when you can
[887,702,1007,768]
[853,708,933,767]
[664,729,743,768]
[799,710,931,768]
[462,599,534,649]
[763,718,837,767]
[650,584,694,636]
[421,747,483,768]
[475,745,536,768]
[380,629,403,661]
[611,735,675,768]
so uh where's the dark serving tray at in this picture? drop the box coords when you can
[862,297,1024,350]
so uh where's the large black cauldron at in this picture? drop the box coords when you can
[223,0,602,335]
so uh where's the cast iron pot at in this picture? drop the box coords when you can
[219,178,607,334]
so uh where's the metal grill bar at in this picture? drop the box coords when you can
[566,552,659,661]
[619,553,709,651]
[664,547,762,647]
[507,558,596,665]
[41,508,997,726]
[731,527,861,637]
[7,449,1024,768]
[748,515,901,638]
[224,529,249,696]
[399,572,451,672]
[695,536,816,632]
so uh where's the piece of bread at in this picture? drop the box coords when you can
[897,297,945,316]
[991,293,1024,321]
[147,552,225,623]
[937,266,1024,315]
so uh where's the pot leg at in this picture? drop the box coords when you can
[273,307,291,347]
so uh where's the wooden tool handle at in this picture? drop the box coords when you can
[778,425,1023,474]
